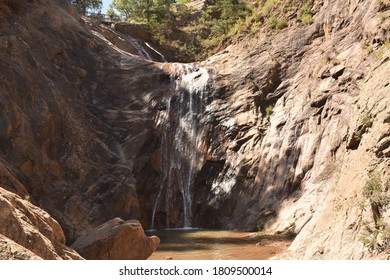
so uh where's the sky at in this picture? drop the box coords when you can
[102,0,111,13]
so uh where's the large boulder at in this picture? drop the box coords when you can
[71,218,160,260]
[0,187,83,259]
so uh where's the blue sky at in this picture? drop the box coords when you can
[102,0,111,13]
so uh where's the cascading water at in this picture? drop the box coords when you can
[126,35,153,60]
[121,34,166,62]
[152,63,209,229]
[145,42,167,62]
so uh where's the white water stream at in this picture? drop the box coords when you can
[145,42,166,62]
[125,35,152,60]
[152,63,209,229]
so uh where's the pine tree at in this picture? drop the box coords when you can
[204,0,250,36]
[111,0,172,24]
[110,0,140,20]
[71,0,102,15]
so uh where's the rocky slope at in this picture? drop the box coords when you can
[0,0,389,259]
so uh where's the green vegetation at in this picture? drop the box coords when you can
[250,21,262,34]
[286,228,296,239]
[261,0,278,16]
[106,0,318,60]
[194,0,252,55]
[360,113,374,129]
[352,112,374,142]
[110,0,173,45]
[379,12,390,23]
[363,172,389,219]
[71,0,102,15]
[301,13,313,25]
[374,41,390,59]
[177,0,193,4]
[257,226,296,240]
[267,16,287,30]
[257,227,269,236]
[360,219,390,253]
[265,105,274,120]
[209,0,250,36]
[360,172,390,252]
[110,0,171,24]
[299,0,313,24]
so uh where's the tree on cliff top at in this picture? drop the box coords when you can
[204,0,250,36]
[110,0,172,23]
[71,0,102,15]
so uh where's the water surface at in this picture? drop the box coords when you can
[147,229,290,260]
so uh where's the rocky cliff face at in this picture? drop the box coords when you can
[192,0,390,259]
[0,0,168,245]
[0,0,389,259]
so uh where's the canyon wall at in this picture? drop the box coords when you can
[0,0,168,244]
[193,0,390,259]
[0,0,389,259]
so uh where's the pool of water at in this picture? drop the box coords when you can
[146,229,290,260]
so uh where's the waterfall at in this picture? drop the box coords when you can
[122,34,153,60]
[145,42,167,62]
[152,63,209,229]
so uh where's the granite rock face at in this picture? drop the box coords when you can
[189,0,390,259]
[0,187,82,259]
[0,234,43,260]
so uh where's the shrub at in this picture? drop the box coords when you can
[374,41,390,59]
[360,113,374,128]
[286,229,296,239]
[363,172,389,210]
[275,18,287,30]
[267,16,287,30]
[360,219,390,253]
[265,105,274,120]
[177,0,193,3]
[301,14,313,24]
[267,16,278,29]
[261,0,278,17]
[250,22,261,35]
[300,0,313,24]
